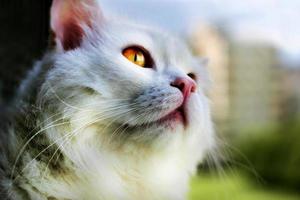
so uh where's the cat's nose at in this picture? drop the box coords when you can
[171,77,197,100]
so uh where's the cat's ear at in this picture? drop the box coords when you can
[50,0,103,51]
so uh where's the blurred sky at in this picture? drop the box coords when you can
[99,0,300,66]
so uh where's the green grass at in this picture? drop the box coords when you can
[189,172,300,200]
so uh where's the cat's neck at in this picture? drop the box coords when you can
[19,115,194,200]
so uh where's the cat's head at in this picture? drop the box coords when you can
[40,0,214,150]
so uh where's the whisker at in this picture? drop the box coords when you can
[11,101,137,179]
[13,107,134,182]
[42,107,140,177]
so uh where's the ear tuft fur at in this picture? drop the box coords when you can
[50,0,102,51]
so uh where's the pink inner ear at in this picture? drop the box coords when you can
[57,18,84,51]
[51,0,101,51]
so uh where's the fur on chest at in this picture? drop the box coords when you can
[19,125,199,200]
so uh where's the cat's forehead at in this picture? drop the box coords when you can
[106,22,188,53]
[100,20,195,70]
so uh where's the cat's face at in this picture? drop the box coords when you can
[43,0,213,146]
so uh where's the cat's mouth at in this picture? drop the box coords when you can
[123,104,187,131]
[157,105,186,127]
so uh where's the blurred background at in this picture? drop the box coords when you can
[0,0,300,199]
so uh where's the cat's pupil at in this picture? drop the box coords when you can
[134,54,138,62]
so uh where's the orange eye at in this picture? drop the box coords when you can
[122,47,146,67]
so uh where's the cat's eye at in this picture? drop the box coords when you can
[188,73,197,81]
[122,46,153,68]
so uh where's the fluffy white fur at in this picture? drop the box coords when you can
[10,1,215,199]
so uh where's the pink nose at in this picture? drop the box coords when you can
[171,77,197,100]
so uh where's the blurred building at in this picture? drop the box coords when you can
[228,42,279,132]
[189,23,230,134]
[190,23,281,135]
[278,68,300,120]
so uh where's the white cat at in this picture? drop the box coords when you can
[0,0,215,199]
